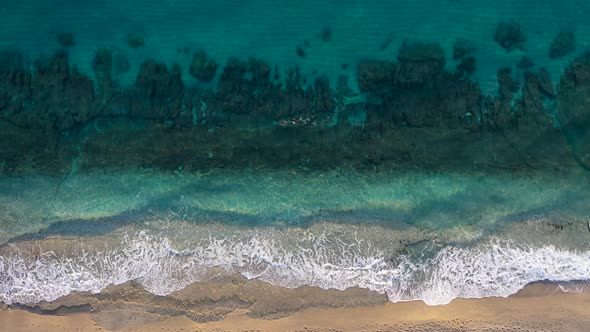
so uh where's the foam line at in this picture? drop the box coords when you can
[1,232,589,305]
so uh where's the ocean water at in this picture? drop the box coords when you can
[1,0,590,309]
[0,0,588,92]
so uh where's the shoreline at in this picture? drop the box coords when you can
[1,281,589,331]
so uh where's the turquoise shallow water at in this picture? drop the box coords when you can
[1,169,590,305]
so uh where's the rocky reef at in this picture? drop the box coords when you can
[0,36,588,174]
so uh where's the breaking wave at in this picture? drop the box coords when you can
[1,230,589,306]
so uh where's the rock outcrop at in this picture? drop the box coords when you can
[494,20,526,52]
[549,31,576,59]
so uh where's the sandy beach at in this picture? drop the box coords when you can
[1,279,589,332]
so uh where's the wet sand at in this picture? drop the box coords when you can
[1,280,589,332]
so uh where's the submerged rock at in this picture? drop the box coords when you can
[131,59,184,119]
[357,61,395,92]
[0,45,583,172]
[457,56,476,76]
[549,31,576,59]
[0,51,24,72]
[394,41,446,87]
[520,68,554,129]
[113,52,131,75]
[453,38,476,60]
[497,67,520,101]
[189,51,218,82]
[494,20,526,52]
[557,52,590,168]
[320,26,332,42]
[296,44,306,57]
[522,71,545,115]
[538,67,555,98]
[314,75,334,113]
[516,56,535,70]
[397,41,445,65]
[56,32,75,47]
[92,47,114,97]
[126,29,145,48]
[0,51,96,130]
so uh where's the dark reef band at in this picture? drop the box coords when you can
[0,31,589,173]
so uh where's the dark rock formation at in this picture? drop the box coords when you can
[320,26,332,42]
[0,51,24,72]
[211,56,327,126]
[453,38,476,60]
[549,31,576,59]
[296,44,306,57]
[557,52,590,168]
[480,68,522,131]
[0,46,583,173]
[392,41,446,88]
[129,59,184,120]
[0,51,96,131]
[497,67,520,101]
[494,20,526,52]
[457,56,476,76]
[357,61,395,92]
[516,56,534,70]
[314,75,334,114]
[126,30,145,49]
[189,51,218,82]
[538,67,555,98]
[522,72,543,113]
[56,32,75,47]
[92,48,114,99]
[112,52,131,75]
[215,57,275,119]
[380,34,394,51]
[359,42,479,130]
[397,41,445,65]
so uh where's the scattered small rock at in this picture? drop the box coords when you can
[189,51,218,82]
[397,41,445,65]
[453,38,476,60]
[549,31,576,59]
[296,44,306,58]
[126,30,145,49]
[494,20,526,52]
[380,34,394,51]
[56,32,75,47]
[538,67,555,97]
[457,56,476,75]
[113,52,130,75]
[321,26,332,42]
[516,56,535,69]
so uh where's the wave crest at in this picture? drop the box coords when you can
[1,232,589,306]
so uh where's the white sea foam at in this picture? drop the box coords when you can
[1,231,589,306]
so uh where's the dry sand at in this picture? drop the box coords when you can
[1,281,589,332]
